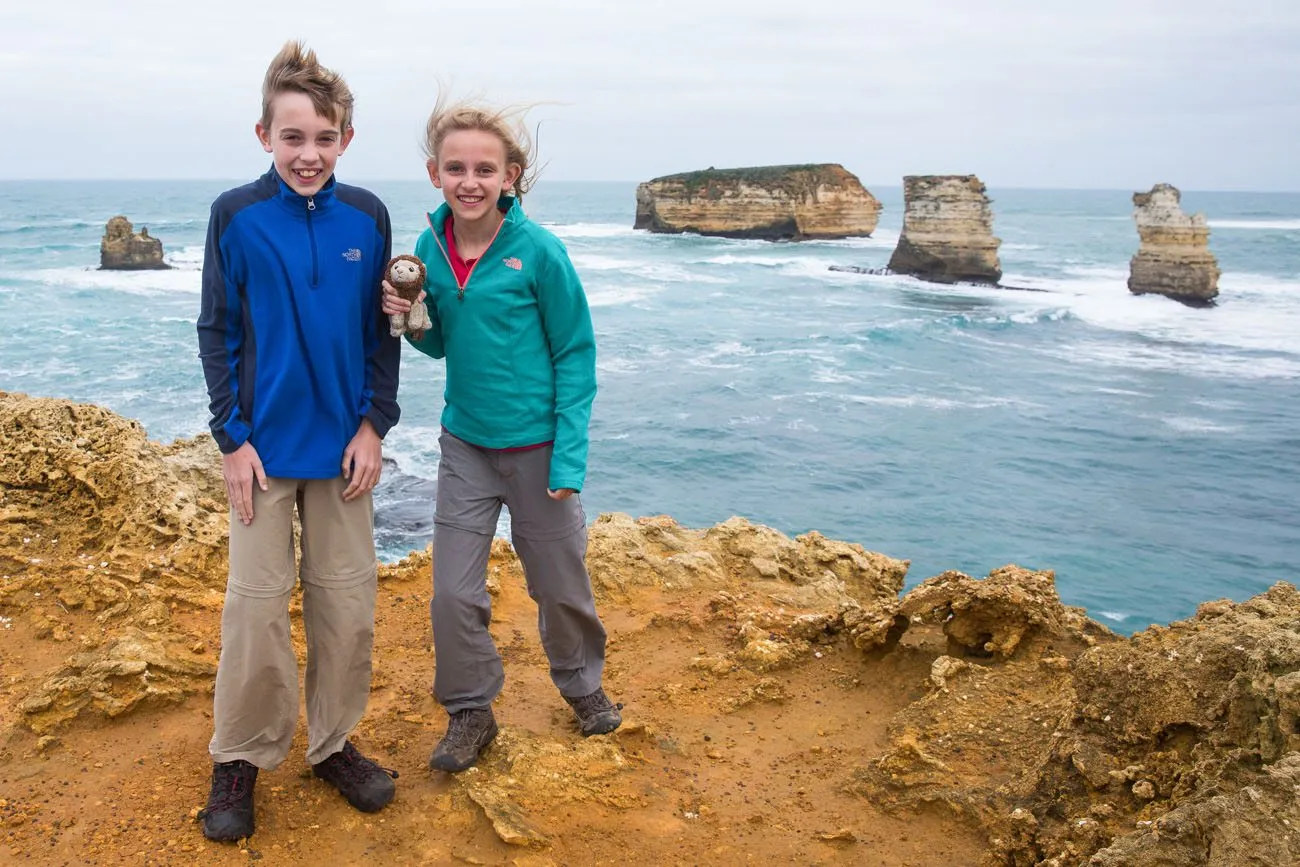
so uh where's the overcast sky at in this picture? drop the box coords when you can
[2,0,1297,190]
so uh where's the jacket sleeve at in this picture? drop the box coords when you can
[360,204,402,438]
[406,234,445,359]
[196,199,250,454]
[404,294,444,359]
[535,237,597,492]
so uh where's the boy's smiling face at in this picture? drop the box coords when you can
[256,91,353,197]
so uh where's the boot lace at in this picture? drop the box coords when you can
[570,689,623,721]
[326,742,399,785]
[443,710,492,747]
[199,761,256,816]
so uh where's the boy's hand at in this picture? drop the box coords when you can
[222,442,268,526]
[342,418,383,501]
[380,280,423,316]
[547,488,576,501]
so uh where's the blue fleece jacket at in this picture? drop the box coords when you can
[197,166,400,478]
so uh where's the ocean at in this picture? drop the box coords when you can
[1,178,1297,634]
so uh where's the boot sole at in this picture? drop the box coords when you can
[200,814,254,842]
[580,714,623,737]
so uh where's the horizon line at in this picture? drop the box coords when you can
[1,178,1298,195]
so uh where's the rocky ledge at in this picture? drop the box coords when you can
[99,215,170,271]
[1,391,1296,865]
[1128,184,1220,306]
[634,164,881,241]
[887,175,1002,284]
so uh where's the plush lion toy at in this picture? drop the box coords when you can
[386,254,432,340]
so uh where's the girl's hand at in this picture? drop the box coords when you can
[547,488,576,501]
[381,280,422,316]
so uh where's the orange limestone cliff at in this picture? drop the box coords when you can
[3,391,1299,866]
[887,175,1002,285]
[634,164,881,241]
[1128,183,1221,306]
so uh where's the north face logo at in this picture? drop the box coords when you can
[503,257,522,271]
[342,248,362,262]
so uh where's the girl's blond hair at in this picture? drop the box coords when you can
[422,95,537,199]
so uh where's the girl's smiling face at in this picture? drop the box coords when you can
[428,129,521,229]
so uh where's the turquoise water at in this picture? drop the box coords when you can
[1,179,1297,633]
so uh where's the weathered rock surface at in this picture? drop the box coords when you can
[1,391,1297,866]
[0,391,227,585]
[898,565,1113,659]
[0,391,227,734]
[99,215,170,270]
[634,164,881,240]
[18,627,216,734]
[828,264,891,276]
[855,579,1300,867]
[887,175,1002,284]
[827,263,1050,294]
[1128,183,1220,305]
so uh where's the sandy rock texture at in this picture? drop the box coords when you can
[1,391,1295,866]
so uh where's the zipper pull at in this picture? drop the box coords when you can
[307,197,316,211]
[457,287,465,301]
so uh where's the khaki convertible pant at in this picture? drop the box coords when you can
[209,476,377,769]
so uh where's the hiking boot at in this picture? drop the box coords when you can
[565,688,623,736]
[198,759,258,842]
[428,708,498,773]
[312,741,398,813]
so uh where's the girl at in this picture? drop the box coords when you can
[383,98,621,773]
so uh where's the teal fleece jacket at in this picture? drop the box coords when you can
[407,196,597,492]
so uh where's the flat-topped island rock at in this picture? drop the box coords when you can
[634,164,881,241]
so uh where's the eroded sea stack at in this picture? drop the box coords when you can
[99,215,169,270]
[634,164,881,241]
[1128,184,1220,305]
[887,175,1002,284]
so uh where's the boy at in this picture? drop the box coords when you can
[195,41,400,842]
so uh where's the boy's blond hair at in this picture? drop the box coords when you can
[260,41,354,132]
[422,95,537,199]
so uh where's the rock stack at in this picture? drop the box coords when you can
[634,164,881,241]
[887,175,1002,285]
[99,215,170,270]
[1128,184,1219,305]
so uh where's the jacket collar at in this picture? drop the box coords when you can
[428,194,523,234]
[263,164,337,211]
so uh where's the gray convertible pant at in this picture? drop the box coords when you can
[431,430,607,713]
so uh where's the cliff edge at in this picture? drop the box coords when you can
[1,391,1295,866]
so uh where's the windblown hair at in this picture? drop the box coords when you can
[260,41,354,132]
[421,95,537,199]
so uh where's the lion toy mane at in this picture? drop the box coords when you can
[386,254,432,339]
